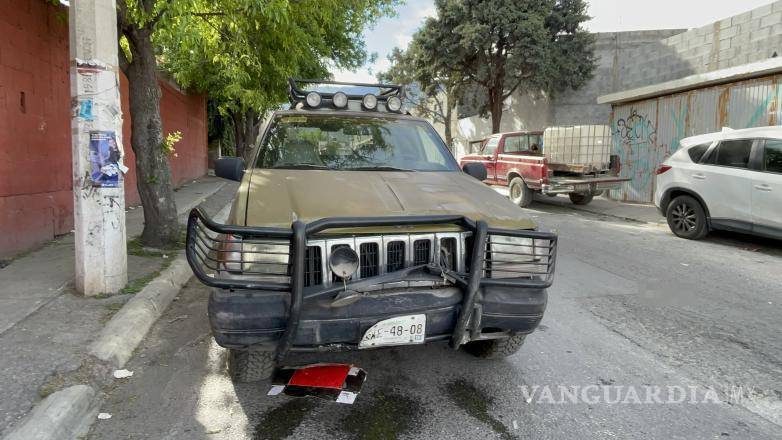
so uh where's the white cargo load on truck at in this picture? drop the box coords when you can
[542,125,611,173]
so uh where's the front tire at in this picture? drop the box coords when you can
[569,192,594,205]
[227,349,276,383]
[666,195,708,239]
[509,177,533,207]
[464,334,527,359]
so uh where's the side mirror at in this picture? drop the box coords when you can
[214,157,246,182]
[462,162,487,181]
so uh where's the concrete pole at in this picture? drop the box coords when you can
[69,0,127,295]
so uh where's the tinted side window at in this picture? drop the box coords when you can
[687,143,711,162]
[483,137,499,155]
[707,139,753,168]
[764,139,782,173]
[503,136,521,153]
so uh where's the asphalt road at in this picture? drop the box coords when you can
[88,198,782,440]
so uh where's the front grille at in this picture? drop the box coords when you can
[304,246,322,287]
[359,242,379,278]
[413,239,431,265]
[386,241,405,272]
[439,237,457,270]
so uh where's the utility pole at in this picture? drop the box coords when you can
[69,0,127,295]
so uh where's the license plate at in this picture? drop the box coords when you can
[359,314,426,349]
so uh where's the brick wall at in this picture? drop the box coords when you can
[0,1,207,258]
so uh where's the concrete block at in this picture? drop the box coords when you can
[718,47,738,62]
[719,25,739,40]
[751,3,773,19]
[718,37,732,50]
[760,12,782,29]
[771,23,782,36]
[731,32,752,47]
[773,0,782,13]
[718,18,732,30]
[752,27,773,42]
[732,11,753,26]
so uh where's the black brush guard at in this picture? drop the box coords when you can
[186,208,557,362]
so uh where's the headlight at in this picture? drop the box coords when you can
[386,96,402,112]
[485,235,547,278]
[305,92,322,108]
[218,236,290,283]
[362,93,378,110]
[332,91,348,109]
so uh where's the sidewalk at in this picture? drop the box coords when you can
[0,176,236,436]
[492,186,665,225]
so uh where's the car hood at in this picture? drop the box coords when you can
[240,169,537,231]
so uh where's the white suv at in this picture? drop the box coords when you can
[654,126,782,240]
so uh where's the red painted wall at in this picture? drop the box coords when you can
[0,1,207,258]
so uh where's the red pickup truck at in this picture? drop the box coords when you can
[459,128,628,207]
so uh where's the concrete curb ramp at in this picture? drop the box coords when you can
[4,385,97,440]
[2,203,231,440]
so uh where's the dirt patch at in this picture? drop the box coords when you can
[444,378,514,440]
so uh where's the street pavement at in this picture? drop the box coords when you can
[88,198,782,440]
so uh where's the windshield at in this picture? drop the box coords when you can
[255,114,459,171]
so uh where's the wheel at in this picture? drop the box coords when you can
[666,195,708,239]
[227,348,276,383]
[591,189,604,197]
[568,192,594,205]
[509,177,533,207]
[464,334,527,359]
[546,193,558,198]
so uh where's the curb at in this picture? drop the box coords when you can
[90,201,231,369]
[3,385,97,440]
[2,201,232,440]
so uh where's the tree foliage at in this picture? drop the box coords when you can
[115,0,395,246]
[378,44,460,148]
[417,0,596,133]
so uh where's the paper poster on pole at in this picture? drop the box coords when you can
[89,130,122,187]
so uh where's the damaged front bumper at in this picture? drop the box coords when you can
[185,209,557,361]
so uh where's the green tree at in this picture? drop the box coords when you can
[418,0,596,133]
[117,0,395,247]
[378,45,460,148]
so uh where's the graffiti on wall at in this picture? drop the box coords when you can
[615,109,657,146]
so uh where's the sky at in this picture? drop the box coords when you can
[332,0,777,83]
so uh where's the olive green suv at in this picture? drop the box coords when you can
[186,79,557,382]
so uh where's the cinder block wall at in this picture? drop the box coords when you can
[618,1,782,90]
[553,30,685,126]
[0,2,208,259]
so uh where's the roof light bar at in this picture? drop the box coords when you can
[305,92,322,108]
[287,78,404,112]
[386,96,402,112]
[362,94,378,110]
[332,91,348,109]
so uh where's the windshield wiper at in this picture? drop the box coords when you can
[344,166,417,172]
[272,163,331,170]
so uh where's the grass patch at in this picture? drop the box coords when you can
[120,258,173,295]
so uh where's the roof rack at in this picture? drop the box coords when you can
[287,78,404,112]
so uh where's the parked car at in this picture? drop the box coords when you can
[655,126,782,240]
[185,79,558,382]
[459,126,628,207]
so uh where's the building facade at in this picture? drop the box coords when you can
[0,1,208,258]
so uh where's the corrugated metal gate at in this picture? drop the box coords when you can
[609,74,782,203]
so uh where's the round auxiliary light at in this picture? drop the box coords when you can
[362,93,378,110]
[332,91,348,109]
[329,247,359,280]
[305,92,322,108]
[386,96,402,112]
